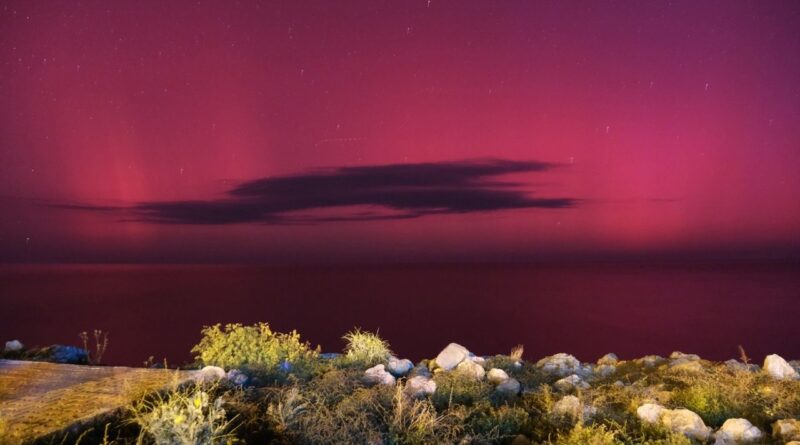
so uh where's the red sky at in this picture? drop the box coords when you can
[1,0,799,263]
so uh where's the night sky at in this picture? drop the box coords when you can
[1,1,799,263]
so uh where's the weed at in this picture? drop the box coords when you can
[431,371,492,410]
[510,345,524,362]
[79,329,109,365]
[129,383,237,445]
[342,328,392,367]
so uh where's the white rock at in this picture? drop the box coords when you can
[225,369,249,385]
[195,365,226,382]
[597,353,618,366]
[763,354,799,380]
[669,360,705,373]
[637,355,666,368]
[409,363,432,378]
[487,368,510,384]
[435,343,470,371]
[724,359,759,373]
[773,419,800,441]
[536,353,582,377]
[552,395,582,418]
[404,376,436,398]
[387,357,414,377]
[4,339,23,352]
[636,403,666,424]
[595,364,616,377]
[495,378,521,397]
[670,351,701,361]
[716,418,762,442]
[363,364,396,386]
[554,374,590,391]
[661,408,711,441]
[455,359,485,380]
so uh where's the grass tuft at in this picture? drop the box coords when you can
[342,328,392,368]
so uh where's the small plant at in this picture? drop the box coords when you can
[191,323,318,374]
[79,329,109,365]
[386,384,444,444]
[342,328,392,367]
[510,344,524,362]
[431,371,492,410]
[130,383,236,445]
[266,387,307,435]
[553,422,622,445]
[465,401,528,440]
[738,345,750,365]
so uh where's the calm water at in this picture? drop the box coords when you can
[1,262,799,366]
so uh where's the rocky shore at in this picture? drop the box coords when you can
[2,329,800,444]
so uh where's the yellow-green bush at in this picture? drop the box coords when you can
[130,383,236,445]
[342,328,392,367]
[431,371,493,410]
[551,423,622,445]
[191,323,318,373]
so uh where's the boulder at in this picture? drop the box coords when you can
[196,365,226,382]
[495,378,521,397]
[387,357,414,377]
[469,354,486,365]
[669,360,705,373]
[455,360,485,380]
[554,374,590,392]
[409,363,432,378]
[636,403,666,424]
[487,368,510,384]
[670,351,701,361]
[363,364,396,386]
[536,353,583,377]
[435,343,470,371]
[763,354,799,380]
[510,435,532,445]
[773,419,800,441]
[404,376,436,398]
[595,364,616,378]
[225,369,249,386]
[597,353,618,366]
[45,345,89,364]
[715,418,762,442]
[552,395,582,418]
[661,408,711,441]
[724,359,759,373]
[636,355,666,368]
[4,339,23,352]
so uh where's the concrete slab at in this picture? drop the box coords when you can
[0,359,197,443]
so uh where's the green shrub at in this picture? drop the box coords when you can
[464,401,528,440]
[266,387,307,436]
[342,328,392,367]
[191,323,318,374]
[431,371,492,410]
[670,380,733,427]
[551,423,622,445]
[130,383,236,445]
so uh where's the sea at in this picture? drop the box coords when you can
[1,261,798,366]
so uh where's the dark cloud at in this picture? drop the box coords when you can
[75,159,576,224]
